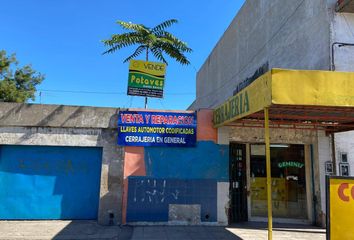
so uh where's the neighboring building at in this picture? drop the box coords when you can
[189,0,354,227]
[0,103,123,225]
[0,103,230,226]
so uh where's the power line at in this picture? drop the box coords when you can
[38,89,125,95]
[159,99,167,109]
[128,96,134,108]
[38,89,194,96]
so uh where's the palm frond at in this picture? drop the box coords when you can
[102,32,144,55]
[151,19,178,33]
[102,43,124,55]
[159,32,192,53]
[103,19,191,65]
[147,34,157,46]
[123,46,146,63]
[150,47,167,64]
[159,43,190,65]
[155,37,174,45]
[117,20,150,34]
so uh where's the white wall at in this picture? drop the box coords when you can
[335,131,354,176]
[328,1,354,179]
[192,0,331,110]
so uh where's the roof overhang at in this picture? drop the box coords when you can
[213,69,354,133]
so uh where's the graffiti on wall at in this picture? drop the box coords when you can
[132,179,180,204]
[126,177,217,222]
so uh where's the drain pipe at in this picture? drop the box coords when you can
[331,133,337,175]
[331,42,354,71]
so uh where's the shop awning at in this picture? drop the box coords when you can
[213,68,354,239]
[213,69,354,133]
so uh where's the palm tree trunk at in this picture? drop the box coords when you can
[144,48,149,109]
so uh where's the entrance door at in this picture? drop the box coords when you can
[229,143,248,222]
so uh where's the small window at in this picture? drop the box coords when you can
[325,161,334,175]
[341,153,348,163]
[339,162,350,176]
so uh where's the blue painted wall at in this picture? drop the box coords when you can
[144,141,229,181]
[126,141,229,223]
[0,145,102,220]
[127,177,217,222]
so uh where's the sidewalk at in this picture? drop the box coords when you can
[227,222,325,240]
[0,220,326,240]
[0,220,133,240]
[130,223,325,240]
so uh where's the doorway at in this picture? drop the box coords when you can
[249,144,307,220]
[229,143,248,223]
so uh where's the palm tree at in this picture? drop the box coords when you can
[102,19,192,108]
[102,19,192,65]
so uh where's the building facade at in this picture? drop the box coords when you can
[0,104,230,226]
[0,103,123,225]
[1,0,354,228]
[190,0,354,227]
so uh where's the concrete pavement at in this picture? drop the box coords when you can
[227,222,325,240]
[0,221,326,240]
[0,221,133,240]
[130,223,325,240]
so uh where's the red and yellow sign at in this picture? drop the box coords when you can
[327,177,354,240]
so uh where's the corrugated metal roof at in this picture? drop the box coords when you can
[225,105,354,133]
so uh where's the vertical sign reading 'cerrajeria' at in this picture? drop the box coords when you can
[127,60,166,98]
[118,111,197,147]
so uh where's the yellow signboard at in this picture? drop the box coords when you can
[213,69,354,127]
[327,177,354,240]
[128,60,166,98]
[213,71,272,127]
[272,69,354,107]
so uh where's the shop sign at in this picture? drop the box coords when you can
[213,71,272,127]
[278,161,304,169]
[213,69,354,128]
[117,110,197,147]
[127,60,166,98]
[214,91,250,126]
[326,176,354,240]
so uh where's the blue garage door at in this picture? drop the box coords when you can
[0,145,102,220]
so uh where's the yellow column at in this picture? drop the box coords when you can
[264,107,272,240]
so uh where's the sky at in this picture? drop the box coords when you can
[1,0,245,110]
